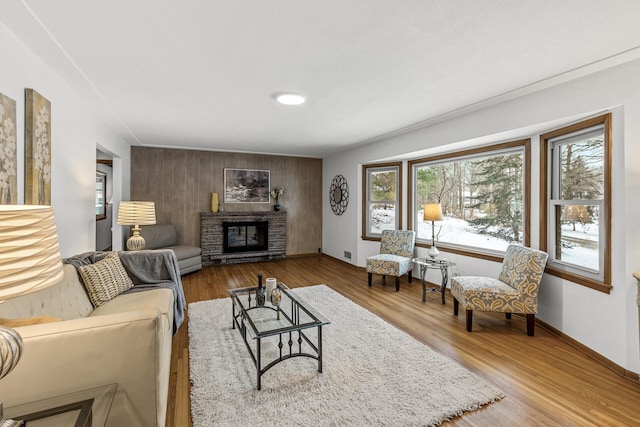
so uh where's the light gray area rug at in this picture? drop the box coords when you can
[189,285,504,426]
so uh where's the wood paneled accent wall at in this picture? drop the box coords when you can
[130,147,322,255]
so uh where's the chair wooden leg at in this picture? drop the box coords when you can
[368,273,372,287]
[466,310,473,332]
[505,312,512,319]
[527,314,535,336]
[395,276,400,292]
[408,270,412,283]
[453,298,459,315]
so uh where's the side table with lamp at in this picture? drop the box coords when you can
[417,203,454,303]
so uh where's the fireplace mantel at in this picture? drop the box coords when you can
[200,211,286,265]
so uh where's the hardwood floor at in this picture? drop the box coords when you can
[166,255,640,426]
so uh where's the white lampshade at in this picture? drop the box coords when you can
[117,201,156,251]
[0,205,63,302]
[423,203,443,221]
[117,201,156,226]
[0,205,63,403]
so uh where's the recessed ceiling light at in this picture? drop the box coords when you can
[274,92,306,106]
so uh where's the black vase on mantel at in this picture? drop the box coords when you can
[274,204,280,211]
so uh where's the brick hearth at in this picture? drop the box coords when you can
[200,211,286,265]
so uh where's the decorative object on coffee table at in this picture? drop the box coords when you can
[0,205,64,427]
[265,277,277,300]
[117,201,156,251]
[423,203,443,259]
[270,187,285,211]
[270,284,281,307]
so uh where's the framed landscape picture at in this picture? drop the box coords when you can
[224,168,270,203]
[25,88,51,205]
[0,92,17,204]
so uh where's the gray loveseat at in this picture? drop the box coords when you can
[140,223,202,275]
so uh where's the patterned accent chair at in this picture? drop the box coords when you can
[451,245,548,336]
[366,230,416,292]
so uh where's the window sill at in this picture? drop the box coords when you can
[414,241,504,263]
[544,265,612,294]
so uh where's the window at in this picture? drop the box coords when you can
[362,163,402,239]
[540,114,611,292]
[408,140,530,259]
[96,171,107,221]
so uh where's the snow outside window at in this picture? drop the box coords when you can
[409,140,529,257]
[542,114,611,292]
[363,164,401,238]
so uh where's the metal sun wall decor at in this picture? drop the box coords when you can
[329,174,349,215]
[25,88,52,205]
[224,168,270,203]
[0,92,18,204]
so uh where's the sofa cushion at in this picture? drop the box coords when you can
[140,224,178,249]
[78,253,134,307]
[0,264,94,321]
[91,288,175,326]
[166,245,201,260]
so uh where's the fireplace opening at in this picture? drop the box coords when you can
[223,221,268,253]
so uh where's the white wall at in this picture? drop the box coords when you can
[0,21,131,256]
[324,58,640,374]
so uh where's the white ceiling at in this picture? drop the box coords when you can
[2,1,640,158]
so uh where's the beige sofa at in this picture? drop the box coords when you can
[0,249,185,427]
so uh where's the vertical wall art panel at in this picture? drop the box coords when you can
[25,88,51,205]
[0,93,17,204]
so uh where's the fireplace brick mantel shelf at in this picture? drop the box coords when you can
[200,211,286,265]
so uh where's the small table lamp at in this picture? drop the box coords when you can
[423,203,443,260]
[0,206,64,427]
[117,201,156,251]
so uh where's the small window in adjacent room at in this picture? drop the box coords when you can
[362,163,402,240]
[96,171,107,221]
[540,113,611,293]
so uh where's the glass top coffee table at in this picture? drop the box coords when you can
[228,283,330,390]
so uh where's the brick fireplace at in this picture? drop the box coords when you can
[200,211,286,265]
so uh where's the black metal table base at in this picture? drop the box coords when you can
[231,291,325,390]
[418,264,449,304]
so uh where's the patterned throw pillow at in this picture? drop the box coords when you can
[78,252,134,307]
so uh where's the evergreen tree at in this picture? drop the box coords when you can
[371,170,396,202]
[468,154,523,242]
[370,170,396,212]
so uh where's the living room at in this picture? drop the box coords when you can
[1,2,640,426]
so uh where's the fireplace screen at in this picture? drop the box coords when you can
[223,221,268,253]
